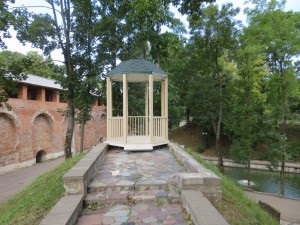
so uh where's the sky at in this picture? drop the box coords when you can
[4,0,300,64]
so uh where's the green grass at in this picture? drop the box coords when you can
[0,154,85,225]
[185,148,279,225]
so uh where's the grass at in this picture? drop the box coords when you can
[0,154,85,225]
[185,148,279,225]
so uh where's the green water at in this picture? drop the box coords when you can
[224,167,300,200]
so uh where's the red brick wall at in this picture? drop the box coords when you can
[0,93,106,166]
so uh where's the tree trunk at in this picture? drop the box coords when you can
[80,124,85,153]
[65,97,75,159]
[186,107,190,124]
[216,69,224,173]
[213,119,224,173]
[279,60,287,197]
[216,127,224,173]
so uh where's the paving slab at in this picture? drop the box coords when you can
[77,203,190,225]
[89,149,187,190]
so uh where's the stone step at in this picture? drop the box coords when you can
[124,144,153,152]
[84,189,181,205]
[88,179,177,193]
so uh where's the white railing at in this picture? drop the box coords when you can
[108,117,123,142]
[108,116,167,143]
[128,116,147,136]
[153,116,167,142]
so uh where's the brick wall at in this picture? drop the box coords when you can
[0,86,107,168]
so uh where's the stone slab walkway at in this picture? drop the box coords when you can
[90,149,186,187]
[78,148,192,225]
[77,203,189,225]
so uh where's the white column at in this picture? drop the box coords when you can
[149,75,153,143]
[161,80,165,117]
[165,77,168,140]
[161,79,165,140]
[106,77,111,140]
[145,82,149,136]
[123,74,128,143]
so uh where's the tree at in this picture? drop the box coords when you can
[0,0,14,49]
[13,0,77,159]
[188,3,240,172]
[0,50,64,108]
[0,51,30,108]
[245,0,300,196]
[225,46,267,187]
[71,0,100,153]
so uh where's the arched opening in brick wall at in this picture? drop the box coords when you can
[0,113,18,166]
[32,114,53,155]
[36,150,46,163]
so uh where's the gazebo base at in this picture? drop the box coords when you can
[105,135,169,152]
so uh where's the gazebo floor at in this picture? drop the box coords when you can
[105,135,169,151]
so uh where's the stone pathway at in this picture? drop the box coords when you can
[92,148,186,186]
[77,148,192,225]
[78,203,189,225]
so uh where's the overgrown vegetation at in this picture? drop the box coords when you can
[185,148,279,225]
[171,123,300,161]
[0,154,84,225]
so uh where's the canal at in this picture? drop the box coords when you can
[224,167,300,200]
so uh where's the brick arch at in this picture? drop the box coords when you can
[31,110,55,126]
[32,113,53,155]
[0,113,19,165]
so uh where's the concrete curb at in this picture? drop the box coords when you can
[39,195,83,225]
[181,190,229,225]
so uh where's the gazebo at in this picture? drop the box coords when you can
[105,59,169,151]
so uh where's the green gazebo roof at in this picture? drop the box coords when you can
[107,59,167,82]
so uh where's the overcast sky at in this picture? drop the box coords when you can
[4,0,300,63]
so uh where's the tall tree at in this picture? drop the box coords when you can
[245,0,300,196]
[225,46,267,187]
[13,0,77,159]
[188,3,240,172]
[72,0,100,153]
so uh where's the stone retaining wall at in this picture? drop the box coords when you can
[63,143,108,196]
[168,142,222,201]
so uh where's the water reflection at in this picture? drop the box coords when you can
[224,167,300,200]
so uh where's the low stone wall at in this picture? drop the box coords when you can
[204,158,300,174]
[168,142,222,201]
[63,143,108,196]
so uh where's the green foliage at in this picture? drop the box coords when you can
[244,1,300,175]
[0,154,85,225]
[0,0,15,49]
[0,51,31,108]
[225,47,267,166]
[0,50,64,108]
